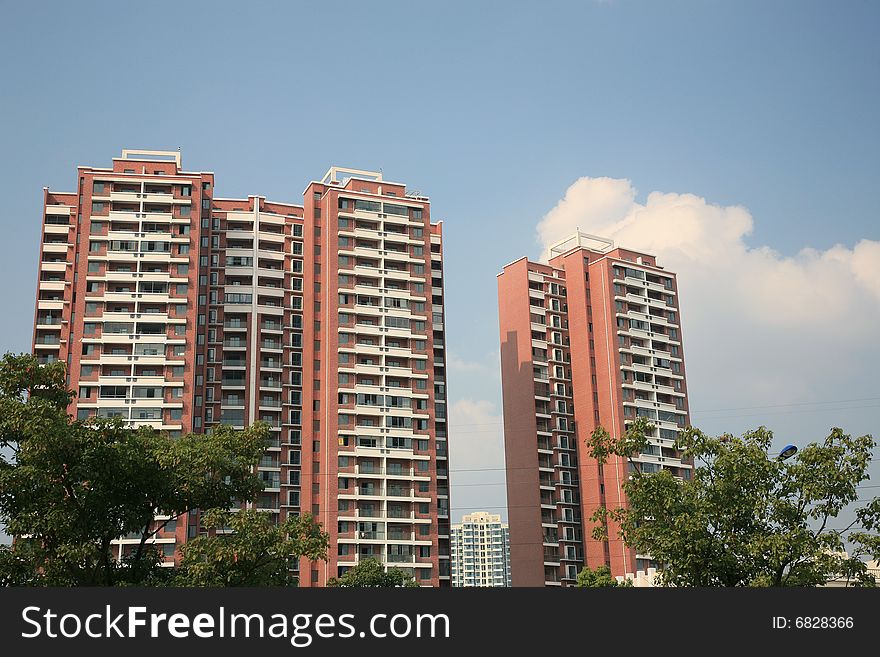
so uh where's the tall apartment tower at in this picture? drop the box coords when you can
[498,232,691,587]
[302,167,451,587]
[450,512,511,587]
[32,152,450,586]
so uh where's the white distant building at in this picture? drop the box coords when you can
[451,512,511,587]
[617,567,659,587]
[825,560,880,587]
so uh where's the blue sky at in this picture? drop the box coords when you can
[1,0,878,524]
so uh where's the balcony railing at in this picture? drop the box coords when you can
[387,554,415,563]
[358,531,384,540]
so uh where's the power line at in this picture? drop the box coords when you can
[694,397,880,414]
[693,404,880,421]
[449,500,879,511]
[292,458,876,477]
[444,396,880,429]
[449,482,880,490]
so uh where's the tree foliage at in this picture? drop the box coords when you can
[0,353,328,586]
[327,558,419,587]
[575,564,631,587]
[173,510,328,586]
[586,417,879,587]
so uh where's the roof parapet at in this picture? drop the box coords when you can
[118,149,182,167]
[548,231,614,259]
[320,166,383,186]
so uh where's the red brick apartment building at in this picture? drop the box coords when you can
[498,232,691,586]
[32,151,450,586]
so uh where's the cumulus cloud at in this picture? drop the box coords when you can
[535,177,880,430]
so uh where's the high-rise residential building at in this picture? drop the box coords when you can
[498,232,691,587]
[450,512,511,587]
[303,167,451,587]
[31,151,450,586]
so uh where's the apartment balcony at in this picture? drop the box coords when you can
[109,191,141,203]
[43,223,71,235]
[39,260,69,273]
[256,266,284,281]
[259,475,281,490]
[386,554,415,564]
[256,248,284,262]
[338,465,391,479]
[257,231,285,244]
[643,278,673,294]
[34,343,62,352]
[542,534,559,546]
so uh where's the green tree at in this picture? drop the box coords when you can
[575,564,632,587]
[173,509,328,586]
[327,557,419,587]
[586,417,880,587]
[0,353,308,586]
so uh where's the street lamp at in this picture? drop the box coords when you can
[777,444,798,461]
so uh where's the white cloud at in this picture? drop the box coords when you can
[447,398,507,520]
[447,353,489,373]
[535,177,880,431]
[448,399,504,472]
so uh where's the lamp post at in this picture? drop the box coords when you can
[776,444,798,461]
